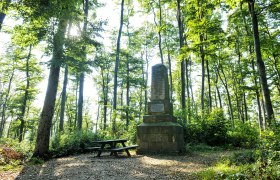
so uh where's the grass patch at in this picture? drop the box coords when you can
[196,158,251,179]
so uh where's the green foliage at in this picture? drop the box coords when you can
[230,150,257,165]
[184,109,229,146]
[197,128,280,179]
[227,122,260,148]
[183,109,260,148]
[0,138,33,171]
[49,130,104,157]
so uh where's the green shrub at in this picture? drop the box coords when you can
[49,130,104,157]
[230,150,257,165]
[0,138,33,171]
[227,122,259,148]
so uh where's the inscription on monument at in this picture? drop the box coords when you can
[151,104,164,113]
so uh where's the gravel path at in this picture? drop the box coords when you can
[1,151,231,180]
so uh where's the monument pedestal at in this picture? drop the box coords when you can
[137,122,184,154]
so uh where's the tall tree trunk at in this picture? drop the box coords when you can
[241,3,263,128]
[19,45,32,142]
[33,18,67,158]
[218,65,234,128]
[0,69,14,138]
[59,65,68,132]
[126,55,130,127]
[248,1,274,126]
[176,0,186,123]
[77,0,89,131]
[144,38,149,113]
[112,0,125,132]
[59,20,72,132]
[215,72,222,109]
[206,59,212,111]
[0,12,5,31]
[189,60,197,117]
[101,69,108,130]
[74,79,78,129]
[185,58,191,123]
[96,102,100,133]
[200,35,205,116]
[251,59,264,129]
[77,73,84,130]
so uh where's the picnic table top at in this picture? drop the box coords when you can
[93,139,127,144]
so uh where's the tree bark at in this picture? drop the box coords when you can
[248,1,274,126]
[112,0,125,132]
[0,12,6,31]
[77,73,84,130]
[0,69,14,138]
[33,18,67,158]
[206,59,212,111]
[59,65,68,132]
[218,65,234,128]
[126,54,130,127]
[200,34,205,116]
[77,0,89,131]
[176,0,186,123]
[19,45,32,142]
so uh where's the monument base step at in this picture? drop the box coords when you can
[137,122,185,154]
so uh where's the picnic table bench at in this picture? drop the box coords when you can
[90,139,138,157]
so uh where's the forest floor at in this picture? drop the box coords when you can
[1,149,239,180]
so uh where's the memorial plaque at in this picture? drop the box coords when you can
[151,103,164,113]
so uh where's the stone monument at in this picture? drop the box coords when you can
[137,64,184,154]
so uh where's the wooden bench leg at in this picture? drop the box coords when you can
[125,150,131,157]
[97,144,105,157]
[121,142,131,157]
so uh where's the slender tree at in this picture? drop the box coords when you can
[112,0,125,132]
[248,1,274,126]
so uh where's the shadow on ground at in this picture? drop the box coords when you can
[14,151,230,180]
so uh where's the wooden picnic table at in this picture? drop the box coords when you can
[93,139,138,157]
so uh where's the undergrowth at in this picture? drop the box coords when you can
[0,138,33,172]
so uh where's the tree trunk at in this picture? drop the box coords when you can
[200,35,205,116]
[0,69,14,138]
[206,59,212,111]
[251,59,264,129]
[215,72,222,109]
[248,1,274,126]
[33,18,67,158]
[19,45,32,142]
[218,65,234,128]
[77,0,89,131]
[59,65,68,132]
[74,79,78,129]
[186,58,191,123]
[112,0,125,132]
[167,48,173,102]
[126,54,130,127]
[176,0,186,123]
[77,73,84,130]
[0,12,6,31]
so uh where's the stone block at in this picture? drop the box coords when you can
[143,114,177,123]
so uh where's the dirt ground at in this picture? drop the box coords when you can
[1,150,233,180]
